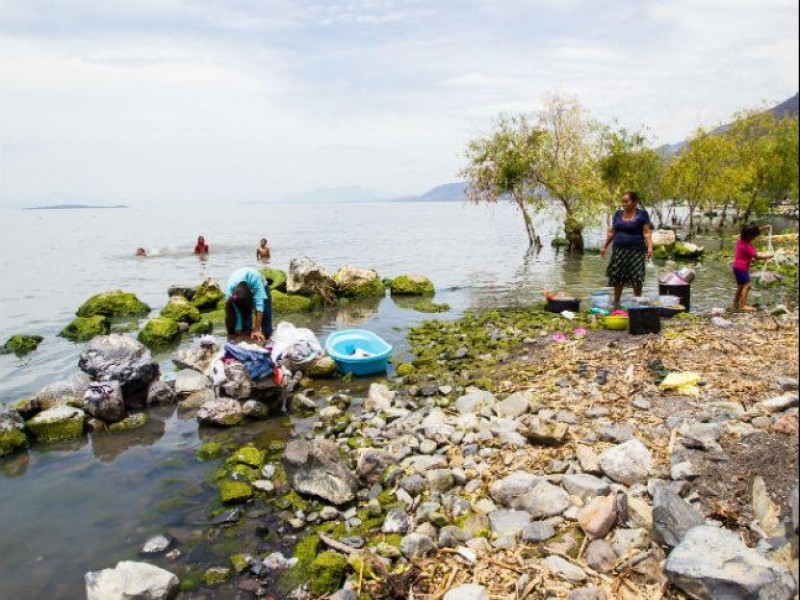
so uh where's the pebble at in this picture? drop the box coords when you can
[599,439,652,485]
[521,521,555,542]
[252,480,275,493]
[543,555,587,582]
[444,584,488,600]
[141,534,172,556]
[632,397,651,410]
[488,509,531,536]
[584,539,617,573]
[578,495,618,538]
[568,587,607,600]
[670,461,696,480]
[597,424,634,443]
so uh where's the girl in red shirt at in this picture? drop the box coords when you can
[732,224,772,311]
[194,235,209,255]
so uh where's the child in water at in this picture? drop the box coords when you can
[256,238,271,260]
[194,235,209,255]
[732,224,772,311]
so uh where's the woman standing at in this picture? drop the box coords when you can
[600,191,654,306]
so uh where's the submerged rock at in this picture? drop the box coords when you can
[79,335,160,408]
[26,406,85,442]
[60,316,111,342]
[333,265,386,298]
[138,317,180,349]
[76,290,150,319]
[85,560,178,600]
[108,413,149,432]
[282,439,358,505]
[389,274,435,296]
[2,334,43,356]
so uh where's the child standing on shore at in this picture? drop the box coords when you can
[732,224,772,311]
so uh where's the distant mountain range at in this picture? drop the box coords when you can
[660,92,799,155]
[393,182,469,202]
[24,203,128,210]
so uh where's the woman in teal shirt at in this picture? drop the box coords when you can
[225,267,273,341]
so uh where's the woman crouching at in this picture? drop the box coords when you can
[225,267,273,342]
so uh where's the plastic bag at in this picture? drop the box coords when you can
[270,321,323,368]
[659,372,701,397]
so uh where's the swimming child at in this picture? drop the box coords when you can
[135,247,147,257]
[732,223,773,311]
[194,235,209,255]
[256,238,271,260]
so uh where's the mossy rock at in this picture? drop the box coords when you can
[25,406,85,443]
[260,268,287,292]
[219,480,253,503]
[76,290,150,318]
[60,315,111,342]
[191,279,225,311]
[407,299,450,313]
[272,290,320,314]
[188,319,213,335]
[196,442,224,460]
[308,551,348,596]
[229,554,250,574]
[138,317,180,349]
[2,335,43,356]
[306,356,337,378]
[201,566,232,586]
[674,242,705,259]
[551,237,569,248]
[333,266,386,298]
[0,429,29,457]
[389,274,435,296]
[108,413,149,432]
[396,363,415,377]
[204,308,227,326]
[652,245,670,260]
[160,296,201,323]
[232,445,266,469]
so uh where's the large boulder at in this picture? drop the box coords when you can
[78,335,160,409]
[160,296,200,323]
[190,278,225,311]
[26,406,85,442]
[389,274,435,296]
[664,525,796,599]
[2,335,43,356]
[0,408,29,457]
[259,268,287,291]
[272,290,320,314]
[85,560,179,600]
[286,257,337,303]
[282,439,358,505]
[333,265,386,298]
[197,398,244,427]
[137,318,180,349]
[146,381,176,407]
[83,381,126,423]
[60,315,111,341]
[76,290,150,318]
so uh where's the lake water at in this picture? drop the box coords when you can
[0,201,781,598]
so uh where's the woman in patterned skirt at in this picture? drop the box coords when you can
[600,191,654,306]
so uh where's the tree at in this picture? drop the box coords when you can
[534,94,604,252]
[725,110,799,224]
[460,114,546,249]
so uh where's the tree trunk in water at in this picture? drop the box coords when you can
[516,196,540,248]
[564,216,584,254]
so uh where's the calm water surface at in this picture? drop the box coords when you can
[0,201,779,598]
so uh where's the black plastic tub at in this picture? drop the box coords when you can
[545,298,581,313]
[659,283,691,312]
[628,306,661,335]
[659,306,685,319]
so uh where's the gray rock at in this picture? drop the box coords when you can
[611,528,650,557]
[462,514,490,538]
[171,340,218,372]
[399,473,426,495]
[356,448,392,485]
[679,422,722,451]
[543,555,587,582]
[578,495,617,539]
[585,407,610,418]
[419,439,437,454]
[599,439,652,485]
[78,335,160,408]
[286,257,336,299]
[597,424,634,443]
[399,533,436,558]
[252,480,274,493]
[141,535,173,556]
[330,590,358,600]
[791,484,799,533]
[517,415,569,446]
[83,381,126,423]
[221,363,251,400]
[562,474,610,501]
[438,525,467,548]
[174,369,207,395]
[494,392,529,418]
[197,398,244,427]
[489,509,531,536]
[760,394,799,413]
[632,397,651,410]
[665,525,796,600]
[670,461,697,480]
[85,560,179,600]
[568,587,607,600]
[32,371,92,410]
[426,469,455,493]
[444,584,488,600]
[382,508,410,534]
[519,481,570,518]
[521,521,556,542]
[751,416,774,429]
[777,376,799,392]
[455,390,495,414]
[146,381,175,407]
[365,383,395,412]
[26,406,85,441]
[242,400,269,419]
[576,445,602,474]
[584,539,616,573]
[179,389,214,409]
[282,439,358,505]
[489,471,541,508]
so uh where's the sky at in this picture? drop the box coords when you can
[1,0,798,206]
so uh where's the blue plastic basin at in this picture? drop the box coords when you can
[325,329,393,376]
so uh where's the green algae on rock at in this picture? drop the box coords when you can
[0,429,29,457]
[201,566,232,586]
[190,279,225,311]
[160,296,201,323]
[395,363,415,377]
[60,315,111,342]
[25,406,85,443]
[389,274,435,296]
[219,480,253,503]
[188,319,213,335]
[306,356,337,378]
[272,290,320,314]
[2,335,43,356]
[138,317,180,349]
[229,553,251,574]
[108,413,149,432]
[393,298,450,313]
[76,290,150,318]
[260,268,287,291]
[196,442,224,460]
[232,446,266,469]
[308,551,348,596]
[333,265,386,298]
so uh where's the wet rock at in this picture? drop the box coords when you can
[282,439,358,505]
[60,316,111,342]
[522,521,556,542]
[444,584,488,600]
[389,274,435,296]
[0,408,28,457]
[518,416,568,446]
[197,398,244,427]
[26,406,85,442]
[172,340,219,373]
[174,370,207,395]
[543,555,587,583]
[180,389,214,410]
[83,381,126,423]
[520,481,570,518]
[160,295,200,324]
[85,560,178,600]
[221,363,252,400]
[138,317,180,349]
[399,533,436,558]
[211,508,241,525]
[32,371,92,411]
[578,495,617,539]
[306,356,337,378]
[190,278,225,310]
[562,474,610,501]
[489,471,541,508]
[108,413,149,433]
[494,392,529,418]
[665,525,796,600]
[146,381,175,407]
[242,400,269,419]
[78,335,160,408]
[584,539,617,573]
[489,510,531,536]
[599,439,652,485]
[383,507,410,534]
[141,534,173,557]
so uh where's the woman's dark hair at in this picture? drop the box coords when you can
[740,224,761,242]
[225,282,253,334]
[623,191,640,204]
